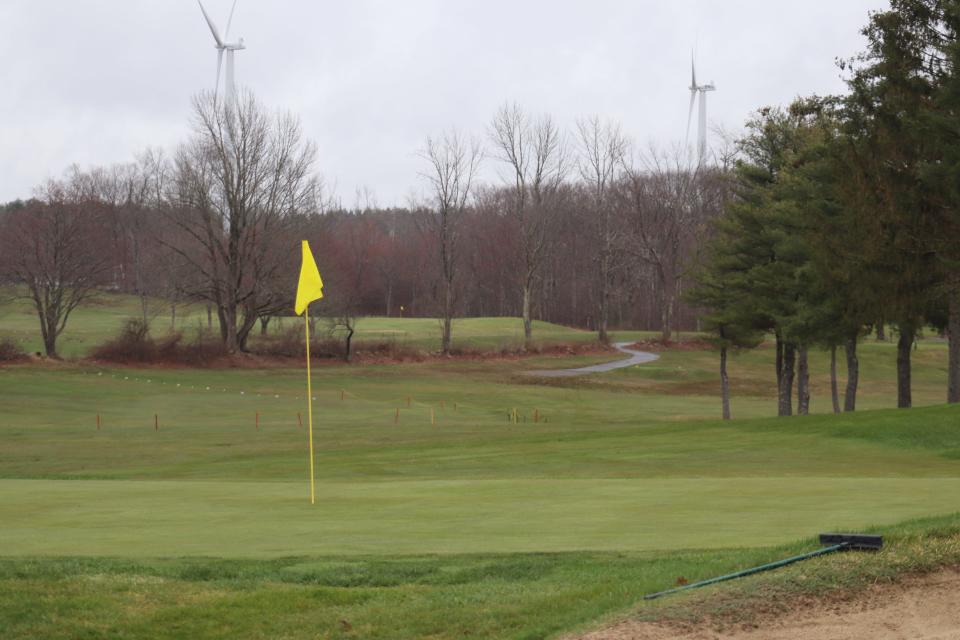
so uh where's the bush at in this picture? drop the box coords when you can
[0,337,27,362]
[92,320,226,365]
[251,326,343,360]
[91,319,156,363]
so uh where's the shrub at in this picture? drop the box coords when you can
[0,337,27,362]
[251,326,343,360]
[92,321,227,365]
[91,319,156,363]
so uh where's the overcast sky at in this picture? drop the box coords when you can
[0,0,888,207]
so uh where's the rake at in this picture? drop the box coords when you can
[643,533,883,600]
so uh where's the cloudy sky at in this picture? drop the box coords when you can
[1,0,887,207]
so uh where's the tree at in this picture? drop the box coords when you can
[0,184,112,357]
[489,103,566,348]
[166,91,321,353]
[621,145,710,341]
[692,104,830,417]
[842,0,946,408]
[419,129,483,355]
[687,249,764,420]
[576,116,627,343]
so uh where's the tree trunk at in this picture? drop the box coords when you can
[775,334,784,394]
[660,293,673,342]
[778,343,795,417]
[598,272,609,344]
[796,346,810,415]
[949,288,960,404]
[260,315,271,336]
[896,324,914,409]
[344,326,354,362]
[830,345,841,414]
[221,304,239,353]
[207,304,213,330]
[522,284,533,349]
[876,321,885,341]
[236,311,258,353]
[844,336,858,412]
[720,346,730,420]
[441,281,453,355]
[42,327,57,359]
[38,304,58,358]
[170,303,177,331]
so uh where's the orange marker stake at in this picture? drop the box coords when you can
[341,390,345,401]
[297,412,303,428]
[96,414,101,430]
[394,408,400,424]
[154,414,158,431]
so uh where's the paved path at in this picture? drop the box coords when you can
[527,341,659,378]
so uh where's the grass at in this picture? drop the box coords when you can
[2,515,959,640]
[2,298,960,637]
[1,290,645,357]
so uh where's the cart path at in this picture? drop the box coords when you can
[528,341,659,377]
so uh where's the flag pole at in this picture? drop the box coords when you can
[305,304,315,505]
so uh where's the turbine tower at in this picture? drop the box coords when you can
[686,56,716,165]
[197,0,245,109]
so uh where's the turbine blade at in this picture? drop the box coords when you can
[691,56,697,89]
[224,0,238,40]
[215,48,223,99]
[197,0,224,47]
[686,90,696,146]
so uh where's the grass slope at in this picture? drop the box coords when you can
[2,319,959,638]
[3,515,959,640]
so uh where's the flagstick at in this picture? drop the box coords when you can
[305,304,315,505]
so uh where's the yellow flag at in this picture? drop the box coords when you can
[295,240,324,315]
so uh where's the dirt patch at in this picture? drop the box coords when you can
[78,341,614,369]
[577,566,960,640]
[627,339,713,352]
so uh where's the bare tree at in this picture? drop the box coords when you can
[622,145,707,341]
[0,182,112,357]
[576,116,627,343]
[165,91,321,353]
[489,103,566,349]
[419,129,483,354]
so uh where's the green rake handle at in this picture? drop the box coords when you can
[643,543,849,600]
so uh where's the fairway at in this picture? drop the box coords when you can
[2,349,960,557]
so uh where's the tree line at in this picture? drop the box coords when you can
[690,0,960,417]
[0,94,725,358]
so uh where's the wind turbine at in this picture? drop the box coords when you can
[197,0,245,109]
[686,55,716,165]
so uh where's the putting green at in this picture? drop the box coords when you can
[4,476,958,557]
